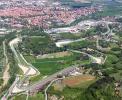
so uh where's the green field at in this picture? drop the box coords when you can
[59,32,82,40]
[24,52,90,82]
[29,52,90,75]
[66,40,96,50]
[13,93,44,100]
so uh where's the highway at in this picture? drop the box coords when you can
[26,66,77,92]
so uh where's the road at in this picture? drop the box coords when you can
[96,21,117,52]
[68,49,104,64]
[2,76,19,100]
[26,66,78,92]
[44,78,64,100]
[45,20,115,34]
[55,38,86,47]
[2,37,40,99]
[0,41,10,89]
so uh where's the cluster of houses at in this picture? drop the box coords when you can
[0,0,102,29]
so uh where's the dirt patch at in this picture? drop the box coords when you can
[37,51,72,59]
[63,75,95,87]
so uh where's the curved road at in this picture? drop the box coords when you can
[2,37,40,99]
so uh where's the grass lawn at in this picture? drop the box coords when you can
[59,32,82,40]
[30,74,44,83]
[36,51,72,59]
[74,59,91,65]
[28,93,44,100]
[13,93,44,100]
[24,55,36,63]
[32,53,79,75]
[13,94,26,100]
[14,44,29,66]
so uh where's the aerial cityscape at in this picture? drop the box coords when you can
[0,0,122,100]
